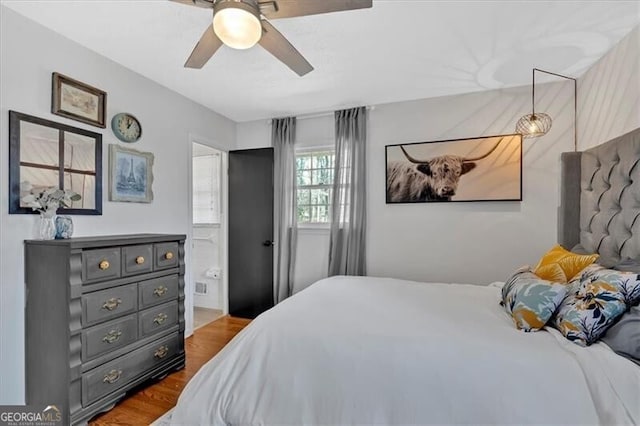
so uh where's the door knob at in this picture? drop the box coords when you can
[262,240,275,247]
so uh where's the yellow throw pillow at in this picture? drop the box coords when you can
[534,245,599,283]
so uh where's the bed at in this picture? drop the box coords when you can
[171,128,640,425]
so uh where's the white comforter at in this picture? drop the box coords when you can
[171,276,640,425]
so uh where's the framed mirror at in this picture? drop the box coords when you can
[9,110,103,215]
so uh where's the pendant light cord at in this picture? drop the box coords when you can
[532,68,536,117]
[532,68,578,152]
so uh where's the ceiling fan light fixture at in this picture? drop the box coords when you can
[213,1,262,50]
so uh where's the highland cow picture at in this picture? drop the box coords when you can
[385,134,522,203]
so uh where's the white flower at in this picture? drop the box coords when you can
[20,182,82,214]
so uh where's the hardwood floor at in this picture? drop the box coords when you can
[90,316,251,426]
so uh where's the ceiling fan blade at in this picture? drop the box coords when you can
[259,0,372,19]
[258,20,313,76]
[169,0,214,9]
[184,24,224,69]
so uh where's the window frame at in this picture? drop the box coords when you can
[295,146,335,228]
[192,152,222,226]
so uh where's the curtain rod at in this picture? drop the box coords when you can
[265,105,375,124]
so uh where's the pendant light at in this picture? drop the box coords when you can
[515,68,577,151]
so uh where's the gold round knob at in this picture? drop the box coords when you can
[165,252,174,260]
[135,256,145,264]
[99,260,110,270]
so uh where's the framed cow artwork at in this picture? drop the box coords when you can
[385,134,522,203]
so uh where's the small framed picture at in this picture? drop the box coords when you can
[109,144,154,203]
[52,72,107,128]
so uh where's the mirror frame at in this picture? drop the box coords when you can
[9,110,103,215]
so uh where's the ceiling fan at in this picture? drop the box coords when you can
[172,0,373,76]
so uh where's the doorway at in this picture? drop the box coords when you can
[192,142,226,329]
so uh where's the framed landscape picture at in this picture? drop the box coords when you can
[52,72,107,128]
[385,134,522,203]
[109,144,154,203]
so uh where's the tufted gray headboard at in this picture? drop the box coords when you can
[559,127,640,267]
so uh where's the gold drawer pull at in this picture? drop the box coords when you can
[99,260,110,270]
[102,298,122,311]
[102,329,122,344]
[153,312,168,325]
[154,345,169,359]
[164,252,174,260]
[135,256,145,265]
[153,286,168,297]
[103,369,122,384]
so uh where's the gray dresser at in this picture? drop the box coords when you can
[24,234,186,425]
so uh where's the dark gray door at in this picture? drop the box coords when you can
[228,148,274,318]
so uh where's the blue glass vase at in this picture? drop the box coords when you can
[55,215,74,239]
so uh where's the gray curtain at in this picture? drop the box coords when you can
[273,117,298,303]
[328,107,367,276]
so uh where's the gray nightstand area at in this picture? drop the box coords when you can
[24,234,186,425]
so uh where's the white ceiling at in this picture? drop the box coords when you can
[3,0,639,122]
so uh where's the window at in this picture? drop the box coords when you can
[296,150,335,224]
[193,153,221,224]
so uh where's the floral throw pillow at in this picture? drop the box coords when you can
[502,270,570,332]
[534,244,599,283]
[567,263,605,290]
[584,268,640,307]
[552,278,627,346]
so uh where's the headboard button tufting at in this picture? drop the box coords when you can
[563,128,640,266]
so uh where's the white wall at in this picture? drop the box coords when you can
[237,80,574,289]
[368,83,572,284]
[0,7,236,404]
[577,26,640,150]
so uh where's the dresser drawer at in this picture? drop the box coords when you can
[82,333,181,406]
[139,301,179,338]
[83,284,138,326]
[82,248,121,282]
[82,314,137,362]
[154,242,179,270]
[121,244,153,276]
[139,275,179,309]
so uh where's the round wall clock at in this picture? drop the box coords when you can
[111,113,142,143]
